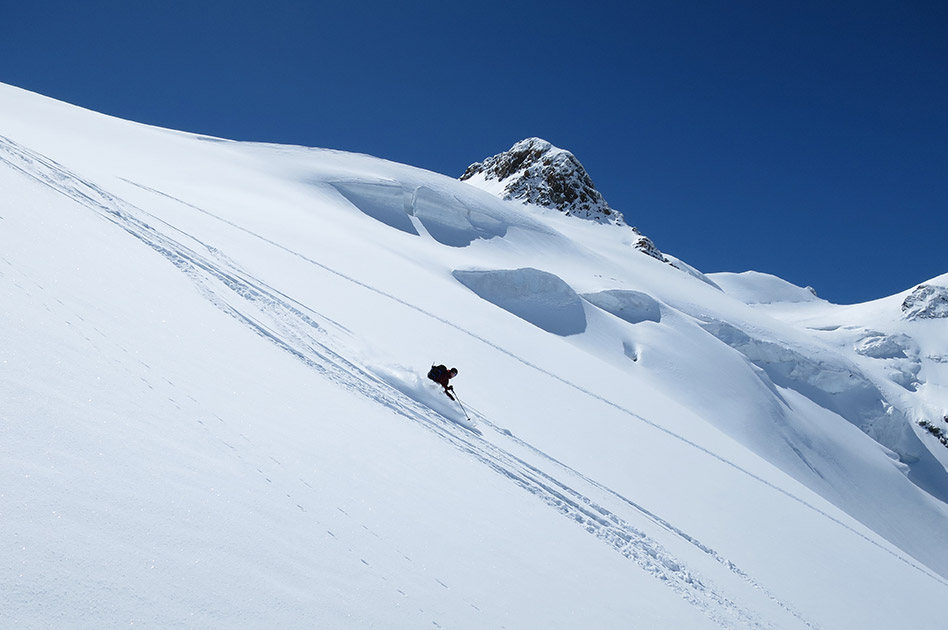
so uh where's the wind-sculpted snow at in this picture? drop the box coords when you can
[330,181,419,235]
[330,180,508,247]
[452,268,587,335]
[854,331,918,360]
[582,289,662,324]
[412,185,507,246]
[710,271,821,304]
[700,318,948,502]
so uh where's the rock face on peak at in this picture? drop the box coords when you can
[461,138,666,261]
[902,284,948,320]
[461,138,621,225]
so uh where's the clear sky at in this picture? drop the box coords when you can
[3,1,945,304]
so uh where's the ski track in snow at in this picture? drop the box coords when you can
[4,134,937,627]
[468,409,822,628]
[109,154,946,591]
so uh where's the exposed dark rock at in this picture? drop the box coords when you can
[461,138,666,262]
[901,284,948,320]
[461,138,618,223]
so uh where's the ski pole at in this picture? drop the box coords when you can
[452,390,471,421]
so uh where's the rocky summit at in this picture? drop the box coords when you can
[460,137,621,224]
[461,138,666,261]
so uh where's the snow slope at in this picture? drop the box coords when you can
[3,82,948,629]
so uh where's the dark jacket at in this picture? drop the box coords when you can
[428,364,457,397]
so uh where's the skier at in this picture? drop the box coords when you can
[427,364,459,400]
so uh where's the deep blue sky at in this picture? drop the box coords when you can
[3,1,946,303]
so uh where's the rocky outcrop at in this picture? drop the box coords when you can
[901,284,948,320]
[461,138,666,262]
[461,138,620,223]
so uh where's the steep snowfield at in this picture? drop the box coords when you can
[3,82,948,629]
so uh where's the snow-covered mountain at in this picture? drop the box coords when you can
[461,137,667,262]
[460,137,621,224]
[3,82,947,629]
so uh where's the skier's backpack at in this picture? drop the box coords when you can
[427,364,446,382]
